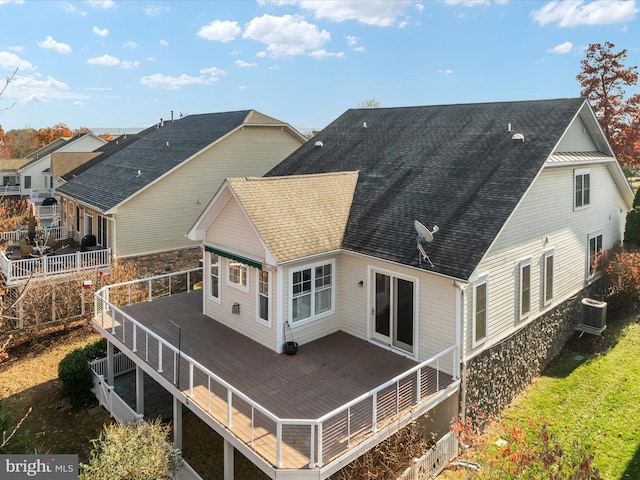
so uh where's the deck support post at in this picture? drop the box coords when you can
[106,341,114,386]
[135,365,144,416]
[173,396,182,450]
[223,439,234,480]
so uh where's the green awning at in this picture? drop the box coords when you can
[205,245,262,270]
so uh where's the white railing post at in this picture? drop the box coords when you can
[416,368,421,404]
[132,325,137,352]
[372,392,378,433]
[158,343,163,373]
[317,422,323,467]
[309,424,316,468]
[189,363,194,397]
[227,390,233,428]
[148,280,152,301]
[276,423,282,468]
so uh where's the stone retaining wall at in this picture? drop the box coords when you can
[120,247,203,289]
[464,283,604,421]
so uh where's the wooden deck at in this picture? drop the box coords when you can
[97,291,458,473]
[118,291,419,419]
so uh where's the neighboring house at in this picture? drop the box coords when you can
[93,98,633,479]
[54,110,307,272]
[18,134,106,196]
[0,157,32,196]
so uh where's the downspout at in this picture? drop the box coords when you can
[454,281,468,420]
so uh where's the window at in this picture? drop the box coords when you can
[24,176,31,189]
[75,206,81,232]
[97,215,108,247]
[290,260,334,323]
[473,276,488,346]
[543,250,554,305]
[228,261,248,290]
[210,254,220,300]
[574,169,591,209]
[588,232,603,277]
[258,270,270,323]
[519,259,531,319]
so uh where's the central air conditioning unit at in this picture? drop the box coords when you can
[576,298,607,335]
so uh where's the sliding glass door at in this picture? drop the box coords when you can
[372,271,415,354]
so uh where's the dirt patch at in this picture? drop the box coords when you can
[0,323,109,460]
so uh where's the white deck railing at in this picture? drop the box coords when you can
[0,225,72,244]
[94,269,459,470]
[397,430,459,480]
[1,185,21,196]
[35,204,58,219]
[0,247,111,285]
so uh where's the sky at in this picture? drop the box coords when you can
[0,0,639,134]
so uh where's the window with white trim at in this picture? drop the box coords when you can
[290,260,334,323]
[258,270,270,324]
[519,258,531,320]
[543,249,554,305]
[228,261,248,291]
[473,275,488,346]
[574,169,591,209]
[210,254,220,301]
[588,232,603,278]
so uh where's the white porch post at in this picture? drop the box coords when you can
[223,439,234,480]
[172,397,182,450]
[135,366,144,416]
[106,340,114,386]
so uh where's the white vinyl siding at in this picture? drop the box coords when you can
[115,126,303,258]
[470,163,627,354]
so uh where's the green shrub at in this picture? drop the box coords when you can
[80,420,180,480]
[58,348,96,408]
[624,209,640,247]
[82,338,107,362]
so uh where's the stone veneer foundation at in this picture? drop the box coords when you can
[463,282,604,421]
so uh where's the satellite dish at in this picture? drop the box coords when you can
[414,220,439,267]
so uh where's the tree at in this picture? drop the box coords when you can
[576,42,640,167]
[6,128,37,158]
[36,123,73,147]
[0,125,13,158]
[357,98,380,108]
[0,67,17,114]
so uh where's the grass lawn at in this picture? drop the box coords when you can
[485,310,640,479]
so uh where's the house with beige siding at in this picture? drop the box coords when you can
[92,98,633,479]
[54,110,306,272]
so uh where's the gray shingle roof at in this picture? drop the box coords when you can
[56,111,253,212]
[266,98,588,279]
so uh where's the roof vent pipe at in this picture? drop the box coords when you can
[171,110,174,122]
[508,123,512,132]
[166,141,170,148]
[363,122,367,129]
[160,118,164,127]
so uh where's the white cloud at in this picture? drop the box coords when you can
[140,67,227,90]
[123,40,138,48]
[38,36,72,55]
[8,45,24,53]
[0,51,35,70]
[197,20,241,42]
[160,39,169,47]
[145,4,169,15]
[346,35,365,52]
[93,26,109,37]
[287,0,414,27]
[309,49,345,59]
[61,3,87,15]
[0,0,25,4]
[243,14,331,57]
[548,41,573,54]
[235,59,258,67]
[86,0,116,9]
[7,74,89,103]
[531,0,638,27]
[438,68,454,74]
[87,54,140,69]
